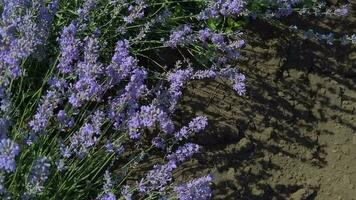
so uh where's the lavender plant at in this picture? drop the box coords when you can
[0,0,353,199]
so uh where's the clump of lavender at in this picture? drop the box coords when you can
[174,175,213,200]
[0,0,57,85]
[0,139,20,173]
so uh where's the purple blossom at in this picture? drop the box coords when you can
[77,0,97,29]
[219,68,246,95]
[174,175,213,200]
[69,35,104,107]
[192,70,217,80]
[124,68,147,99]
[105,142,124,155]
[69,123,98,158]
[188,116,208,133]
[139,163,175,193]
[0,139,20,173]
[166,68,193,111]
[165,25,193,48]
[0,0,56,82]
[175,116,208,140]
[0,118,10,139]
[152,136,165,149]
[211,33,225,47]
[29,90,63,133]
[106,40,138,86]
[167,143,200,165]
[333,5,349,16]
[121,185,132,200]
[127,104,174,139]
[26,157,51,195]
[55,159,67,172]
[198,28,212,43]
[99,193,116,200]
[198,0,245,20]
[56,110,74,130]
[123,0,147,24]
[57,22,81,74]
[140,143,201,194]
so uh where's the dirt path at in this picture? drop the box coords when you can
[176,10,356,200]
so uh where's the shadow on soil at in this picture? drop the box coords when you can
[176,11,355,200]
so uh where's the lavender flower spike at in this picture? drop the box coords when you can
[0,139,20,173]
[57,22,81,74]
[174,174,213,200]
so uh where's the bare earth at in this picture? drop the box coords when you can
[175,9,356,200]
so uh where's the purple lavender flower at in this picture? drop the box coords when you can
[167,143,200,165]
[174,175,213,200]
[0,139,20,172]
[219,68,246,95]
[175,116,208,140]
[127,104,174,139]
[29,90,63,133]
[198,0,245,19]
[106,40,138,86]
[123,0,147,24]
[188,116,208,133]
[98,170,116,200]
[167,68,193,111]
[333,5,349,16]
[57,22,81,74]
[0,0,57,82]
[124,68,147,99]
[152,136,165,149]
[26,157,51,195]
[121,185,132,200]
[140,143,201,194]
[211,33,225,47]
[105,142,124,155]
[192,70,217,80]
[0,118,10,139]
[69,35,104,107]
[55,159,67,172]
[100,193,116,200]
[69,123,98,158]
[165,25,193,48]
[77,0,97,29]
[198,28,212,43]
[139,163,175,193]
[56,110,74,130]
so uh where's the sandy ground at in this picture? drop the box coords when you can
[175,9,356,200]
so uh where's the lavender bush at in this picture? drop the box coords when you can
[0,0,352,199]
